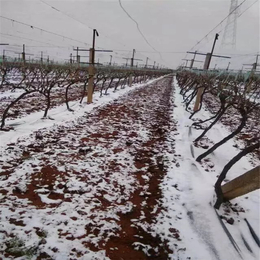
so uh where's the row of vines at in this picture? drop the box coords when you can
[176,70,260,208]
[0,62,171,130]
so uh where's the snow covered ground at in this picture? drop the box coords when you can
[0,75,259,260]
[0,76,172,259]
[154,77,259,260]
[0,77,161,149]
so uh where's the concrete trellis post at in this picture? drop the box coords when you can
[193,33,219,111]
[129,49,135,87]
[87,48,95,104]
[22,44,26,64]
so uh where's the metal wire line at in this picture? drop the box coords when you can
[0,32,61,47]
[184,0,247,60]
[39,0,128,48]
[0,15,90,47]
[195,0,259,53]
[39,0,170,66]
[118,0,168,66]
[183,0,258,66]
[238,0,259,17]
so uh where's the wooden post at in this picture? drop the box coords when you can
[87,48,95,104]
[222,166,260,201]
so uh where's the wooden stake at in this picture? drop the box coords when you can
[222,166,260,201]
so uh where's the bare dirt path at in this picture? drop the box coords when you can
[0,75,175,259]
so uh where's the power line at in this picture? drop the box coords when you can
[196,0,258,53]
[184,0,257,63]
[187,0,247,53]
[0,32,61,47]
[0,15,90,47]
[39,0,128,48]
[238,0,258,17]
[39,0,93,31]
[118,0,167,66]
[12,45,71,48]
[112,49,188,54]
[118,0,154,50]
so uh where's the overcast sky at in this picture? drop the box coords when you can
[0,0,259,70]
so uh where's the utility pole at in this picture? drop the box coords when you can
[70,53,72,64]
[92,29,98,63]
[206,33,219,70]
[109,55,112,65]
[87,29,99,104]
[153,61,156,69]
